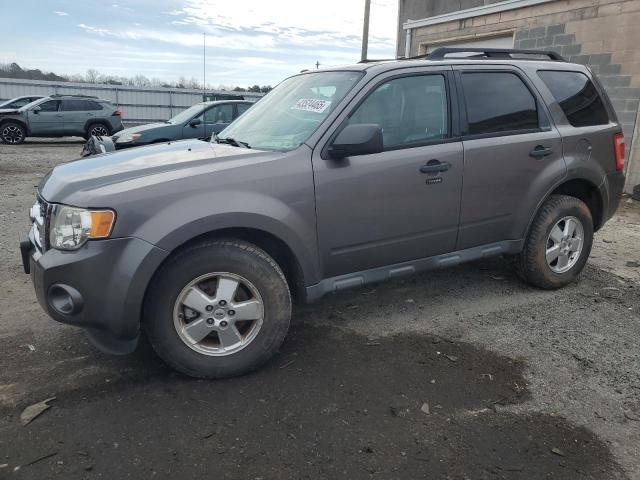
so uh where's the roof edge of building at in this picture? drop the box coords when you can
[402,0,556,30]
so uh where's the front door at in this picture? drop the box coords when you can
[312,69,464,278]
[26,100,62,135]
[453,66,566,249]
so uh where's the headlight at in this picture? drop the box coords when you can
[115,133,141,143]
[49,205,115,250]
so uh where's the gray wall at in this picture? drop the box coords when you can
[397,0,506,56]
[0,78,263,125]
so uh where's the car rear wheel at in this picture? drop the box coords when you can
[144,239,291,378]
[86,123,110,139]
[515,194,593,289]
[1,122,26,145]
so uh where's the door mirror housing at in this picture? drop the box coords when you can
[31,106,41,114]
[328,124,383,159]
[189,118,202,127]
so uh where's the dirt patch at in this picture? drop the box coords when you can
[0,326,624,480]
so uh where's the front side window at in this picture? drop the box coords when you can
[37,100,60,112]
[219,71,364,151]
[202,104,233,124]
[348,74,449,148]
[538,70,609,127]
[461,72,538,135]
[168,104,206,125]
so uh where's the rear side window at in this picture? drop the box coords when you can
[538,70,609,127]
[236,103,252,117]
[461,72,538,135]
[86,100,104,111]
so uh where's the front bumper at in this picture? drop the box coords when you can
[22,235,168,354]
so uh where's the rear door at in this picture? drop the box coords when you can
[61,99,86,135]
[312,67,464,278]
[26,100,62,135]
[454,65,566,249]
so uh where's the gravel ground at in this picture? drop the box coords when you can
[0,139,639,479]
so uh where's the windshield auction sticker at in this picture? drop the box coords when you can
[291,99,332,113]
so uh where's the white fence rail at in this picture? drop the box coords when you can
[0,78,263,125]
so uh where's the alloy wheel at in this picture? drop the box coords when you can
[173,272,264,356]
[546,216,584,274]
[2,125,25,144]
[90,125,109,137]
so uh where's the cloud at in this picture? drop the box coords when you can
[78,24,111,36]
[54,11,69,16]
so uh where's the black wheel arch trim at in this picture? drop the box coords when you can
[523,175,605,240]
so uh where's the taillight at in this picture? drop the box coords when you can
[613,133,625,171]
[112,110,122,117]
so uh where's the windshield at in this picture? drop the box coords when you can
[167,104,205,124]
[217,71,363,151]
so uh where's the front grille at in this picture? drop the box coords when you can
[29,197,50,253]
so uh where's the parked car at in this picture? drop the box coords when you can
[0,94,123,144]
[21,48,625,379]
[0,95,44,110]
[112,100,253,148]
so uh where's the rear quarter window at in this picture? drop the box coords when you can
[538,70,609,127]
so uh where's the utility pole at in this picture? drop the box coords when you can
[203,32,206,101]
[361,0,371,62]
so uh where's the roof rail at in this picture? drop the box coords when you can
[50,94,99,99]
[427,47,566,62]
[358,58,397,64]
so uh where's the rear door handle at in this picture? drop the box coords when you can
[420,160,450,174]
[529,146,553,158]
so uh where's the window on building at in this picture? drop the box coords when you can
[461,72,538,135]
[348,74,449,148]
[538,70,609,127]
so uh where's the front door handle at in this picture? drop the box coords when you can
[420,160,450,174]
[529,145,553,158]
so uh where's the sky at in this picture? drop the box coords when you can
[1,0,398,88]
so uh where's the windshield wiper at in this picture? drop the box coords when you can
[213,133,250,149]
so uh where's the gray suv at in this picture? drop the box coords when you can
[20,48,626,378]
[0,94,123,144]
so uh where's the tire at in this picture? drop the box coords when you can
[1,122,26,145]
[515,194,593,289]
[85,123,111,139]
[144,239,292,378]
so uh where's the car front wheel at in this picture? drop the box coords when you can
[144,239,292,378]
[1,122,26,144]
[515,194,594,289]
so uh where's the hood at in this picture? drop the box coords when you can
[114,122,173,136]
[39,139,278,205]
[0,108,19,115]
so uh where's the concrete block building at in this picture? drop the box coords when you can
[397,0,640,192]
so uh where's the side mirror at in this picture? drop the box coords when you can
[189,118,202,127]
[328,124,383,159]
[32,106,41,114]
